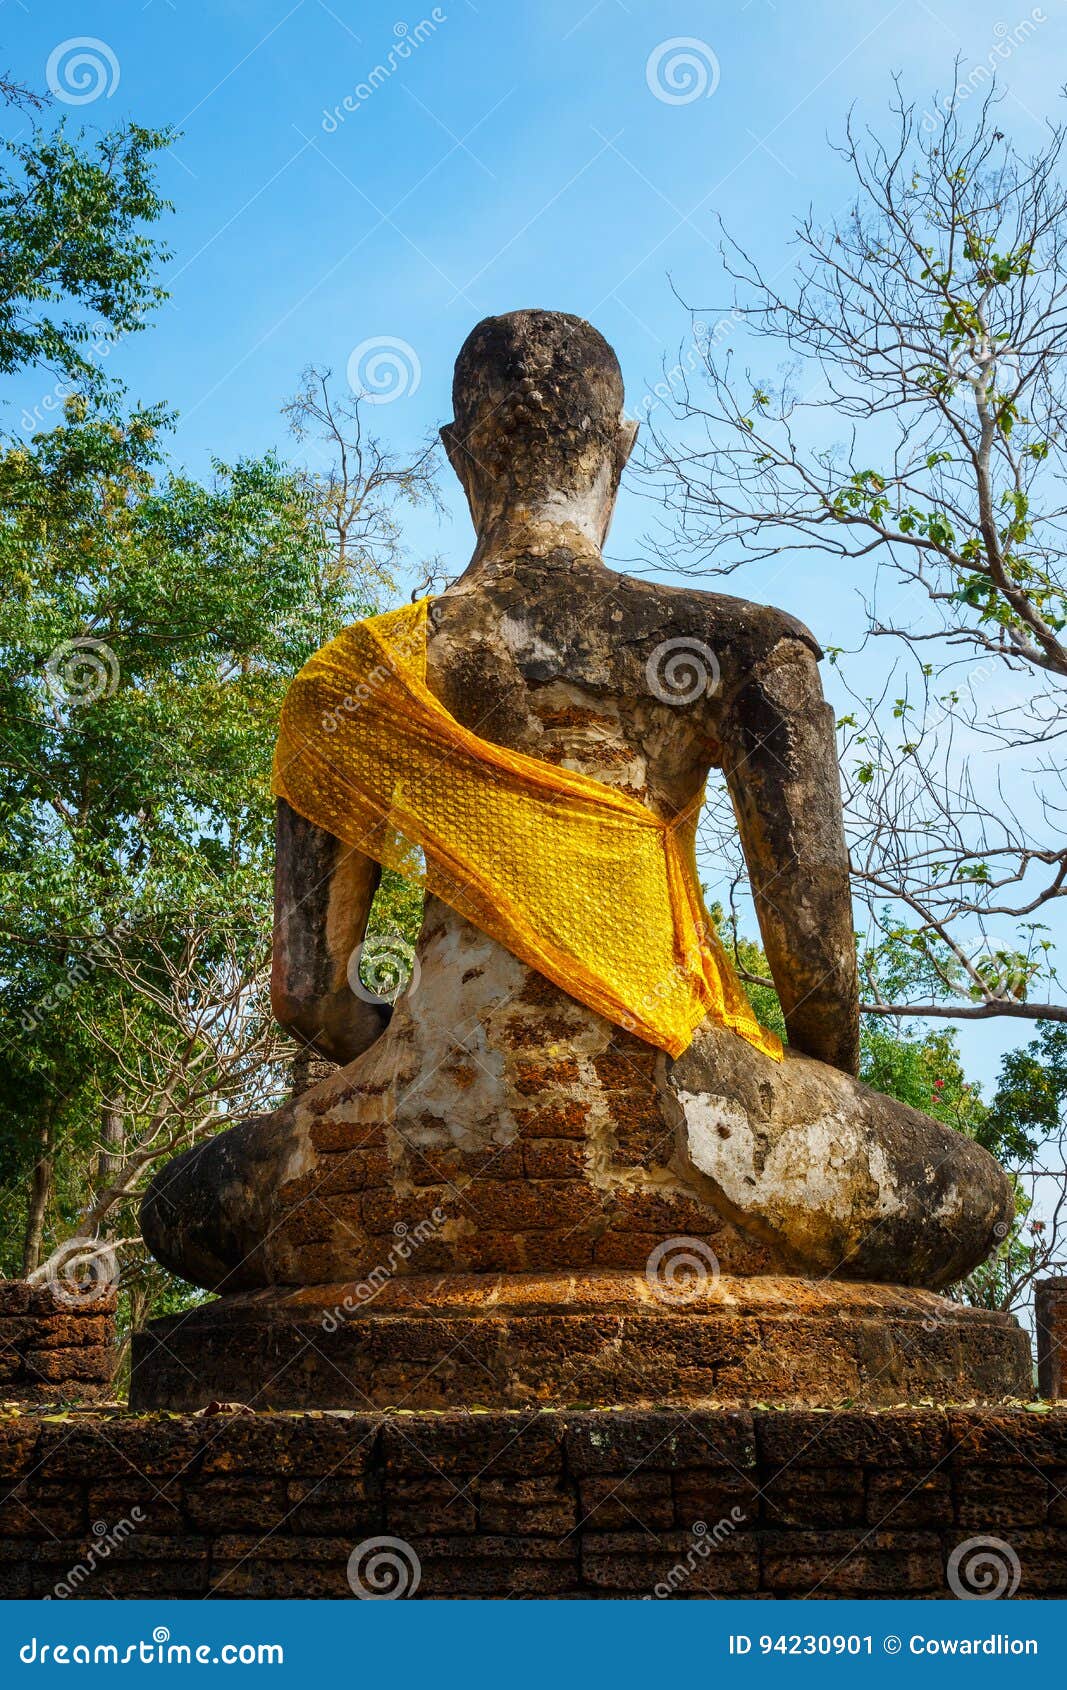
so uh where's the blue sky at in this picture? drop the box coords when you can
[5,0,1065,1085]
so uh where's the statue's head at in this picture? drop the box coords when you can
[441,309,637,544]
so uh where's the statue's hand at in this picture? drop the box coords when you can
[274,982,391,1068]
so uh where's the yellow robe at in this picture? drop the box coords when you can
[272,599,782,1062]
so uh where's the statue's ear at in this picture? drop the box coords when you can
[440,421,473,496]
[440,421,461,465]
[616,417,639,473]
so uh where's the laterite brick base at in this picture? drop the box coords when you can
[130,1273,1032,1411]
[2,1406,1066,1599]
[0,1282,115,1405]
[1037,1277,1067,1402]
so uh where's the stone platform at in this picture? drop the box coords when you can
[2,1405,1065,1598]
[130,1272,1031,1412]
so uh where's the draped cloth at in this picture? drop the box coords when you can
[272,598,782,1061]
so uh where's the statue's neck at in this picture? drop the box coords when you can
[457,512,607,586]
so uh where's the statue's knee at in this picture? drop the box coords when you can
[676,1034,1013,1290]
[836,1087,1015,1287]
[140,1117,277,1293]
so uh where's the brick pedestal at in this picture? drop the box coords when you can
[1037,1277,1067,1402]
[131,1272,1031,1412]
[2,1406,1065,1599]
[0,1281,116,1405]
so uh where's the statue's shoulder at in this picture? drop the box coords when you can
[606,572,823,659]
[427,554,822,669]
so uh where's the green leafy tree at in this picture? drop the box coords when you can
[0,382,440,1289]
[0,110,441,1321]
[0,108,173,1280]
[958,1023,1067,1317]
[0,401,333,1271]
[0,121,171,395]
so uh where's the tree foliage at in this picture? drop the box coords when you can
[0,113,440,1318]
[0,122,172,392]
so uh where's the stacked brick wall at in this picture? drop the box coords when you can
[0,1283,115,1407]
[1037,1277,1067,1402]
[1,1406,1065,1599]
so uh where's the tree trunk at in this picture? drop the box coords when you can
[96,1095,125,1237]
[21,1119,54,1275]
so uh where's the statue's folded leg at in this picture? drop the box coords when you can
[669,1020,1014,1289]
[140,1105,299,1293]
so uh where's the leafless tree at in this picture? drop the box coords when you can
[284,365,443,607]
[0,72,46,111]
[645,72,1067,1025]
[26,918,293,1292]
[76,922,291,1236]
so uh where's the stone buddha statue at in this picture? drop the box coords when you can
[136,311,1027,1410]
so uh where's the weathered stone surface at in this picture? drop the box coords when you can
[183,1478,289,1533]
[0,1420,39,1476]
[0,1280,116,1403]
[762,1529,944,1595]
[758,1407,952,1468]
[763,1467,866,1528]
[579,1473,674,1530]
[866,1468,953,1528]
[582,1528,758,1594]
[956,1465,1048,1527]
[130,1274,1031,1412]
[0,1404,1064,1598]
[24,1344,112,1383]
[1037,1276,1067,1401]
[480,1476,576,1536]
[28,1282,117,1317]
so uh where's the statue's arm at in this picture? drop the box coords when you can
[270,798,390,1064]
[717,621,860,1075]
